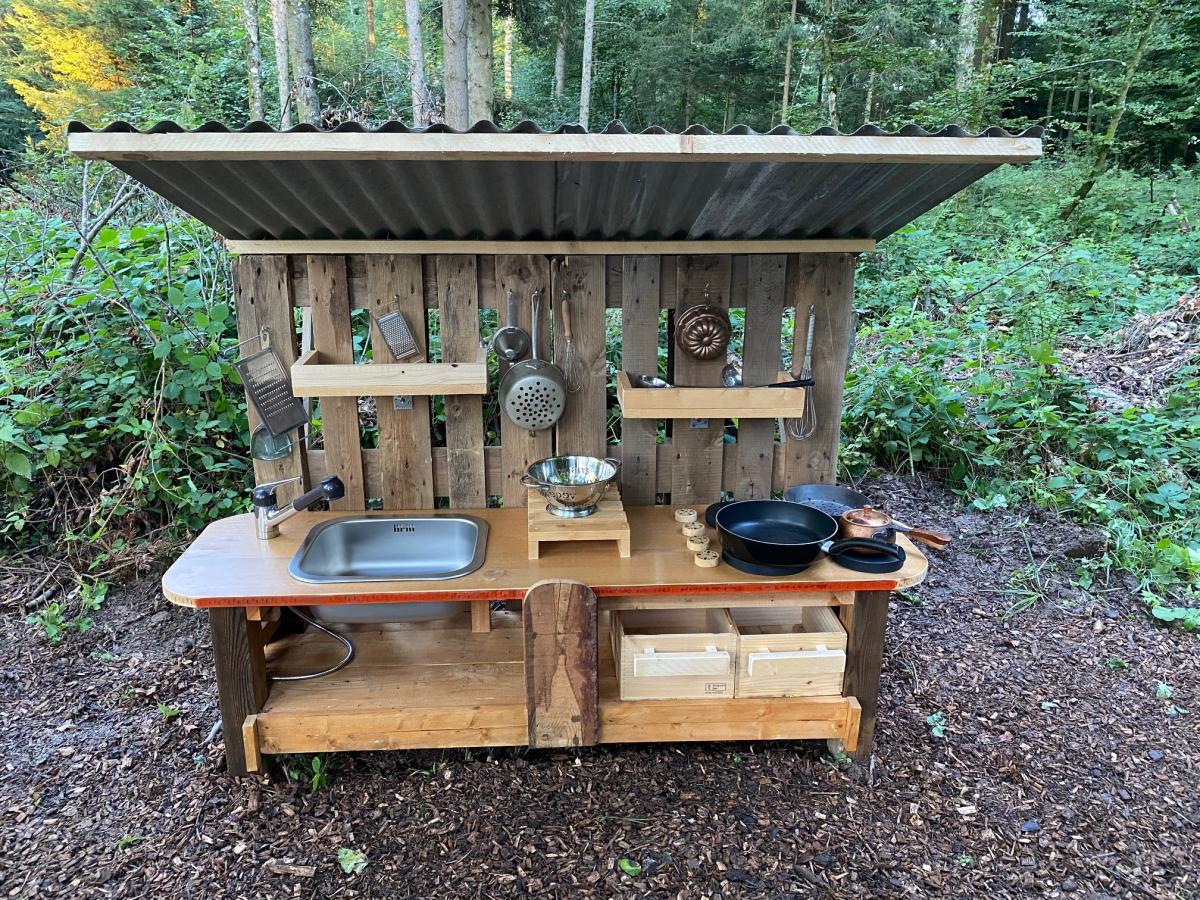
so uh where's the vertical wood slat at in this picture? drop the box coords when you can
[785,254,856,486]
[437,255,487,507]
[496,255,552,506]
[619,256,660,504]
[307,256,367,509]
[553,256,607,457]
[232,256,306,505]
[670,256,732,505]
[523,579,599,749]
[365,256,434,508]
[734,255,788,499]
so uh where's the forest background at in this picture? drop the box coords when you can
[0,0,1197,640]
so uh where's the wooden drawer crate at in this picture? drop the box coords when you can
[729,606,847,698]
[611,609,737,700]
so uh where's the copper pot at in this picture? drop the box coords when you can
[838,507,898,549]
[839,507,951,551]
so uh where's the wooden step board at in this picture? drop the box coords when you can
[526,489,631,560]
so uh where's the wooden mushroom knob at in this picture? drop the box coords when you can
[687,535,710,552]
[682,522,706,538]
[674,507,698,524]
[694,550,720,568]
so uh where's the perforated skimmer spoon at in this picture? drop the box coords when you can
[498,290,566,431]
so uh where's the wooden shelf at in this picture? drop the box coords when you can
[247,610,860,758]
[615,370,806,419]
[290,345,488,397]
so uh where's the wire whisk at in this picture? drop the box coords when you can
[785,305,818,441]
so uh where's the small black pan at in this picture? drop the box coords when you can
[707,500,905,574]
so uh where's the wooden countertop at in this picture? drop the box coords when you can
[162,507,928,608]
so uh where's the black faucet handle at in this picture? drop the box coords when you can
[250,474,303,508]
[291,475,345,512]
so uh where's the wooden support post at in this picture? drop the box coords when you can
[209,608,269,775]
[840,589,890,760]
[523,580,599,748]
[471,601,492,633]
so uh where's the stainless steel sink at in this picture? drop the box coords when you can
[290,515,488,624]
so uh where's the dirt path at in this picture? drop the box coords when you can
[2,478,1196,898]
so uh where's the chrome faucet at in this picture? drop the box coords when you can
[252,475,345,540]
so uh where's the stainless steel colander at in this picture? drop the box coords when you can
[498,289,566,431]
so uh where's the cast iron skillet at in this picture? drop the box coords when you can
[782,483,871,518]
[706,499,905,574]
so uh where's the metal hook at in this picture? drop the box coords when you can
[222,326,270,360]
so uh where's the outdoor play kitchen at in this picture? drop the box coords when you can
[69,121,1041,775]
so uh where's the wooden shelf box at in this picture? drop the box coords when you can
[290,345,488,397]
[611,608,738,700]
[730,606,848,698]
[615,370,806,419]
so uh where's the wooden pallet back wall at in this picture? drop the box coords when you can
[231,253,856,511]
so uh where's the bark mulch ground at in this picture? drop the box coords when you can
[1,477,1197,898]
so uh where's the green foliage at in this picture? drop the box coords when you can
[115,834,144,852]
[156,701,180,722]
[843,162,1200,621]
[0,210,252,573]
[618,857,643,876]
[926,710,947,738]
[337,847,367,875]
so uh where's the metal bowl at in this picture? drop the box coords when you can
[521,455,622,518]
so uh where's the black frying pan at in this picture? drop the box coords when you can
[706,500,905,574]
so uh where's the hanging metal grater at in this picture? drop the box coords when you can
[374,311,421,362]
[234,342,308,438]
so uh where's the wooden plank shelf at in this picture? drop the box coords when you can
[290,345,488,397]
[245,609,860,763]
[615,370,806,419]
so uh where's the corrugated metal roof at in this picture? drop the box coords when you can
[67,120,1043,243]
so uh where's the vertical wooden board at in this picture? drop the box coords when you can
[364,256,434,509]
[842,590,890,759]
[436,255,486,508]
[785,253,856,486]
[523,580,599,749]
[670,256,731,505]
[553,256,607,457]
[232,255,306,505]
[734,255,788,499]
[619,256,660,504]
[306,255,367,509]
[209,607,268,775]
[496,255,552,506]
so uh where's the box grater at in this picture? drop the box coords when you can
[375,311,421,361]
[234,346,308,437]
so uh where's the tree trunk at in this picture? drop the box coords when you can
[955,0,980,94]
[820,0,835,125]
[242,0,265,120]
[503,15,514,100]
[405,0,431,124]
[1062,0,1164,220]
[863,69,875,125]
[466,0,493,124]
[780,0,797,124]
[269,0,291,127]
[553,15,567,98]
[287,0,319,124]
[578,0,595,128]
[442,0,469,128]
[365,0,376,56]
